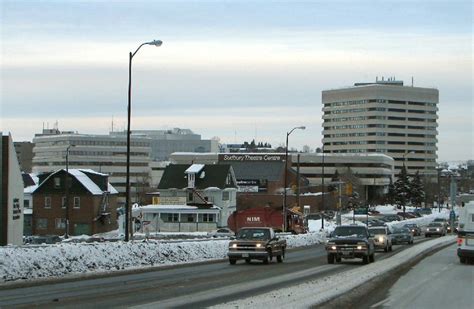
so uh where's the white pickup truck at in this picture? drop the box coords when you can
[457,202,474,264]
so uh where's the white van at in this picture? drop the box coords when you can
[457,202,474,264]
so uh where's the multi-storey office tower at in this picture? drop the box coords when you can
[32,129,151,203]
[322,79,438,176]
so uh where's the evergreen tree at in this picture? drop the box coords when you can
[385,178,396,205]
[394,166,410,215]
[409,171,425,208]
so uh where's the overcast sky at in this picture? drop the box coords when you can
[1,0,472,161]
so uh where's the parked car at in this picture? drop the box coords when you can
[408,211,422,218]
[397,212,417,219]
[425,222,446,237]
[383,214,403,222]
[24,235,62,244]
[404,223,422,236]
[417,208,432,215]
[207,228,234,238]
[391,227,414,244]
[368,226,393,252]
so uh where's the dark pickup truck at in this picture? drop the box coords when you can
[325,225,375,264]
[227,227,286,264]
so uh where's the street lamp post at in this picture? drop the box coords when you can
[402,151,415,170]
[65,144,75,239]
[125,39,162,242]
[283,126,305,232]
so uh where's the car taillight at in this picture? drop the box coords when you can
[457,238,464,246]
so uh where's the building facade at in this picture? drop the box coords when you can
[1,132,24,245]
[322,79,438,176]
[32,129,151,203]
[110,128,219,161]
[157,164,238,227]
[32,169,118,236]
[13,141,34,173]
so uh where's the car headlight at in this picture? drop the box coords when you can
[436,228,440,231]
[378,236,384,242]
[231,243,237,248]
[331,245,337,250]
[256,243,262,248]
[356,245,363,250]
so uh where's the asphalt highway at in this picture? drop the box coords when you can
[0,237,428,308]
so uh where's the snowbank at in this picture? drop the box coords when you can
[0,232,325,283]
[213,235,456,309]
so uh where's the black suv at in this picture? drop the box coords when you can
[325,225,375,264]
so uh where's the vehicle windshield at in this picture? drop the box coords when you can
[236,229,270,240]
[428,223,442,227]
[404,224,416,228]
[433,218,446,222]
[368,228,386,235]
[333,226,367,238]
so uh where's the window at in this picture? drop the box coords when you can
[55,218,66,229]
[222,191,230,201]
[73,197,80,209]
[188,192,193,202]
[201,213,216,222]
[54,177,61,188]
[45,196,51,208]
[162,213,179,222]
[24,199,30,208]
[62,196,66,208]
[181,214,195,222]
[37,218,48,229]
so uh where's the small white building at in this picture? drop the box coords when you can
[127,204,221,233]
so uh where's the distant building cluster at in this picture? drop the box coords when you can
[4,78,474,244]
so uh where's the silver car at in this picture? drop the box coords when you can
[425,222,446,237]
[391,227,414,245]
[368,226,393,252]
[207,228,234,238]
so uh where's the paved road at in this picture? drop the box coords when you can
[371,244,474,309]
[0,238,426,308]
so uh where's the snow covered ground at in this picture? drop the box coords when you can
[0,231,325,283]
[0,205,453,284]
[212,235,456,309]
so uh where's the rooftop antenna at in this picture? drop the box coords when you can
[376,76,378,82]
[111,116,114,132]
[411,76,414,87]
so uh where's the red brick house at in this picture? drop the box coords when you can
[32,169,118,236]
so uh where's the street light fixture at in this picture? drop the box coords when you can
[283,126,305,232]
[402,151,415,169]
[125,39,162,242]
[65,144,75,239]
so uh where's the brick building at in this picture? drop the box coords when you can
[32,169,118,236]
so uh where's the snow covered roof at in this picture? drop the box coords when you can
[33,169,118,196]
[185,164,205,174]
[24,173,39,194]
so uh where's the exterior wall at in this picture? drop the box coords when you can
[32,132,151,204]
[1,133,24,245]
[322,82,438,176]
[237,194,336,214]
[32,193,117,236]
[14,141,34,173]
[32,170,117,235]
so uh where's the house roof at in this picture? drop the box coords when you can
[33,169,118,195]
[158,164,236,190]
[23,173,39,193]
[228,161,285,182]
